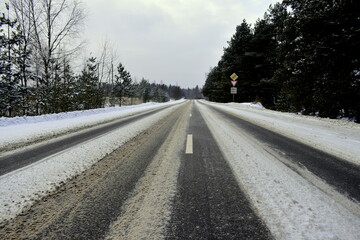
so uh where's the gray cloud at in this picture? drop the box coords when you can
[83,0,278,88]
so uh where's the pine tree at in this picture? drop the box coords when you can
[139,78,152,103]
[77,57,104,110]
[268,3,296,111]
[60,59,75,111]
[113,62,132,106]
[282,0,360,120]
[151,83,169,102]
[0,4,22,117]
[204,20,257,103]
[168,85,183,100]
[203,66,225,102]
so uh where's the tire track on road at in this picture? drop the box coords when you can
[0,103,189,240]
[198,101,360,239]
[166,101,273,239]
[204,102,360,204]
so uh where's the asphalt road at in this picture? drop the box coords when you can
[0,103,189,239]
[204,103,360,203]
[1,100,359,239]
[0,105,171,176]
[166,104,273,239]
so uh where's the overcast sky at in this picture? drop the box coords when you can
[82,0,279,88]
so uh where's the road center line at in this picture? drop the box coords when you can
[185,134,193,154]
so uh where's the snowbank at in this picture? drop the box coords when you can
[237,102,265,109]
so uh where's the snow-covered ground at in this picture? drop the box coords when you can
[0,100,185,223]
[198,100,360,239]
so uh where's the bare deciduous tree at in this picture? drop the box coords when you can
[12,0,85,82]
[8,0,85,114]
[97,38,120,85]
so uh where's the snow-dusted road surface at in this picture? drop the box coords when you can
[0,100,359,239]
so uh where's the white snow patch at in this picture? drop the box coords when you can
[238,102,265,109]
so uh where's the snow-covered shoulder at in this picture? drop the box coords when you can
[0,100,185,151]
[201,100,360,166]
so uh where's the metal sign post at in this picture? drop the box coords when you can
[230,87,237,102]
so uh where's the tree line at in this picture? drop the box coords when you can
[0,1,189,117]
[202,0,360,122]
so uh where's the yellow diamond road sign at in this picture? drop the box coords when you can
[230,73,238,80]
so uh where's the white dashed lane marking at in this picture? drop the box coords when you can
[185,134,193,154]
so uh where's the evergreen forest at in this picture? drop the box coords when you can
[202,0,360,122]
